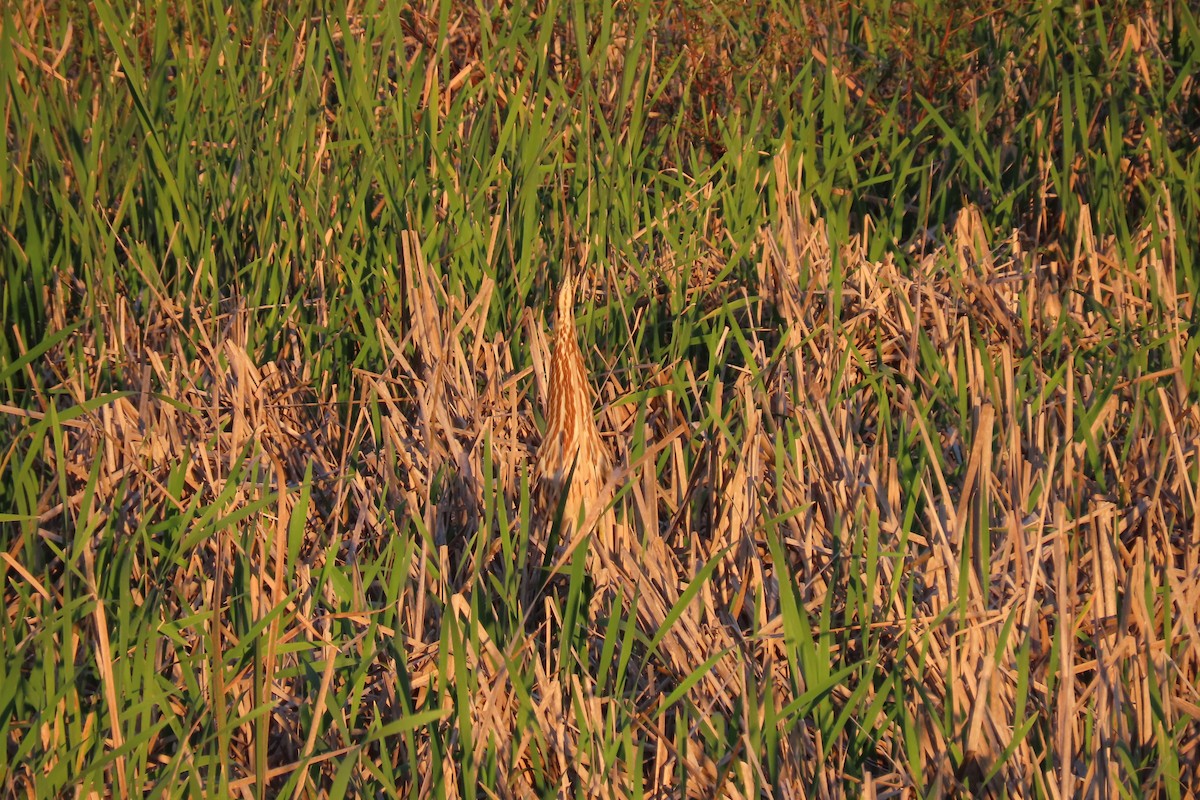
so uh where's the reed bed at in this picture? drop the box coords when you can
[2,0,1198,796]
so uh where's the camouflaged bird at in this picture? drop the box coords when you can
[532,275,615,559]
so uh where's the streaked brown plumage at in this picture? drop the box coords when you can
[533,275,613,554]
[530,275,739,710]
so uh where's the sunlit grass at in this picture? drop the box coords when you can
[2,0,1198,797]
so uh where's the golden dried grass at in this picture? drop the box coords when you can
[8,189,1198,796]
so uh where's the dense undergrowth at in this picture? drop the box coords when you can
[2,1,1198,796]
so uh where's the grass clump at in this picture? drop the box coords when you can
[2,0,1198,796]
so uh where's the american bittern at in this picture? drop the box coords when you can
[531,273,740,712]
[533,274,614,555]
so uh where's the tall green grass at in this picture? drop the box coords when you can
[2,0,1198,796]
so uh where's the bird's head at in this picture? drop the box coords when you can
[554,273,576,333]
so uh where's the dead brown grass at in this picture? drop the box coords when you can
[10,185,1199,796]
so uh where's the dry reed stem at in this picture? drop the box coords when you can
[9,185,1198,794]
